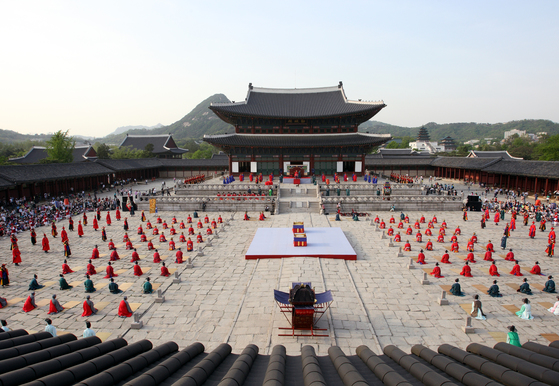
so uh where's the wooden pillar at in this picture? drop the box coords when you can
[545,178,549,194]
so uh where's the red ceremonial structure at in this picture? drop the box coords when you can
[274,282,333,337]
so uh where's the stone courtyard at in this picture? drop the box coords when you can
[1,178,557,357]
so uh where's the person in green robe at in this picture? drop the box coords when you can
[336,187,341,196]
[279,175,283,183]
[346,188,350,196]
[84,275,96,293]
[108,278,122,294]
[517,278,532,295]
[326,188,330,196]
[536,212,542,222]
[487,280,502,297]
[353,213,359,221]
[29,274,44,290]
[500,209,505,220]
[143,277,153,294]
[543,275,556,293]
[59,274,73,290]
[335,213,341,221]
[449,278,464,296]
[193,210,198,218]
[506,326,521,347]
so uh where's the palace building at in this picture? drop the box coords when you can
[203,82,390,176]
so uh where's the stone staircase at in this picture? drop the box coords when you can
[277,185,320,213]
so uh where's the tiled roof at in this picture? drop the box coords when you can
[203,133,391,148]
[9,146,97,164]
[467,150,521,159]
[1,329,559,385]
[94,158,164,171]
[483,160,559,178]
[431,157,502,169]
[0,176,14,188]
[210,84,386,120]
[158,158,229,167]
[119,135,187,154]
[365,157,436,166]
[0,162,111,183]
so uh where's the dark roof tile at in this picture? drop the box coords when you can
[210,85,386,120]
[119,135,187,154]
[203,133,391,148]
[0,162,112,183]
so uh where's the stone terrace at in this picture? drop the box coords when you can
[0,180,557,357]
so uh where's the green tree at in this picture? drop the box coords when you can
[45,130,75,163]
[535,134,559,160]
[94,142,111,159]
[143,143,155,157]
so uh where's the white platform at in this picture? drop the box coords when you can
[245,227,356,260]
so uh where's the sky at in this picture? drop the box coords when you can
[1,1,558,138]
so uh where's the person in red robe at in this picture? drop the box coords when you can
[406,226,413,235]
[91,245,100,259]
[180,221,186,229]
[51,222,58,237]
[106,212,112,226]
[549,227,556,243]
[110,250,120,261]
[529,222,536,238]
[375,216,380,224]
[140,234,147,242]
[441,220,447,229]
[62,260,74,274]
[416,232,422,242]
[147,240,154,250]
[176,248,184,264]
[466,239,474,252]
[403,241,411,252]
[394,233,401,242]
[486,241,494,252]
[414,221,420,229]
[83,212,88,226]
[146,220,152,229]
[152,227,159,235]
[82,295,97,317]
[206,227,213,235]
[466,252,476,263]
[438,227,445,236]
[123,233,129,243]
[397,221,404,229]
[188,226,195,235]
[104,262,118,278]
[437,234,444,243]
[153,249,161,263]
[425,228,432,236]
[440,250,451,264]
[162,221,168,230]
[161,262,171,276]
[197,220,203,229]
[47,294,64,314]
[126,240,133,250]
[218,215,223,224]
[494,212,500,224]
[471,233,478,243]
[116,208,121,221]
[179,232,186,242]
[187,215,192,223]
[169,239,175,251]
[430,262,444,278]
[426,239,433,251]
[156,216,162,224]
[42,234,50,253]
[510,260,523,276]
[387,227,394,236]
[460,262,473,277]
[203,215,209,224]
[259,212,265,221]
[379,221,386,229]
[133,261,143,276]
[170,226,176,235]
[489,261,500,276]
[159,233,167,242]
[419,215,425,223]
[92,217,99,231]
[505,249,515,261]
[108,239,115,250]
[12,246,22,266]
[187,238,194,252]
[432,216,438,223]
[484,250,494,262]
[60,227,68,243]
[530,261,543,275]
[454,226,461,235]
[78,221,84,237]
[22,292,37,312]
[211,219,217,229]
[450,234,457,243]
[130,248,140,262]
[197,233,204,243]
[451,242,459,252]
[416,250,426,264]
[138,225,144,235]
[101,228,107,242]
[428,221,434,229]
[86,259,97,275]
[118,296,133,318]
